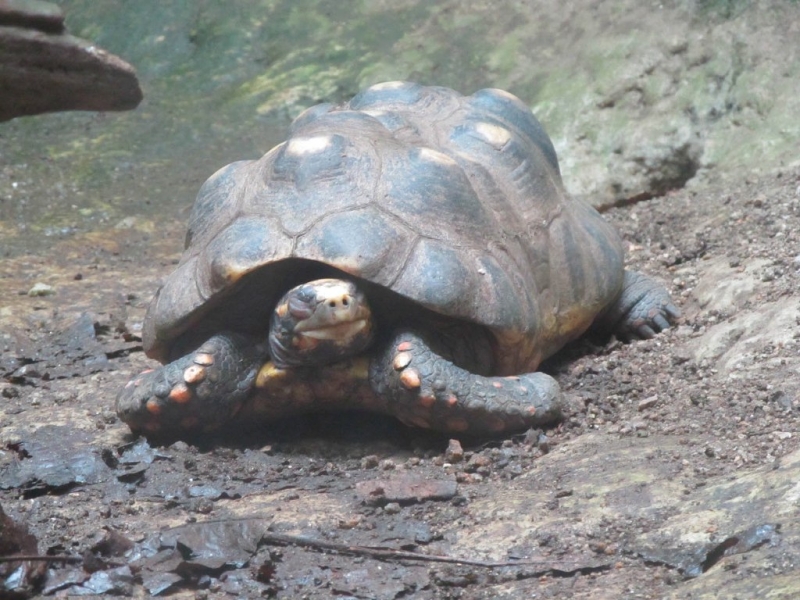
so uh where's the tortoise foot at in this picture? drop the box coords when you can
[605,270,681,340]
[370,331,563,435]
[116,333,265,434]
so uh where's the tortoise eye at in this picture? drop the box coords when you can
[288,296,314,319]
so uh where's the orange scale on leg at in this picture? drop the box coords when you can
[399,368,421,389]
[184,365,206,384]
[194,353,215,367]
[418,394,436,408]
[169,383,193,404]
[392,352,412,370]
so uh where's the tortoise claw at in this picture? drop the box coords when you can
[635,324,657,340]
[652,313,672,332]
[601,270,680,340]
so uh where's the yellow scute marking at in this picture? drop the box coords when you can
[474,122,512,146]
[286,135,333,155]
[369,81,406,91]
[418,147,457,165]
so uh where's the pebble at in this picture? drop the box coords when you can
[384,502,401,515]
[28,282,55,296]
[638,395,659,411]
[361,455,379,469]
[445,439,464,463]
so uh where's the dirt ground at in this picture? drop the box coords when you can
[3,1,800,598]
[2,159,800,598]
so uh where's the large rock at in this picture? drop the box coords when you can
[0,0,142,121]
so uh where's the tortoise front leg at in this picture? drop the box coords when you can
[116,332,268,434]
[369,330,563,435]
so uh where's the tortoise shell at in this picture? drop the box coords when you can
[142,81,624,375]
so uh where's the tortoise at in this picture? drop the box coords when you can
[117,81,679,437]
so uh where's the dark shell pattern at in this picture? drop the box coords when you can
[143,82,625,374]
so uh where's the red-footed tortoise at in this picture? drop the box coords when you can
[117,81,679,436]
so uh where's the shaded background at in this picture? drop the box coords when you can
[2,0,798,256]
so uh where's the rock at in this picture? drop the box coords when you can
[445,439,464,463]
[27,282,54,296]
[0,0,142,121]
[605,119,703,204]
[638,395,659,411]
[0,501,46,596]
[355,474,458,506]
[0,0,63,33]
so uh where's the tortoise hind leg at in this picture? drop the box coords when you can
[116,332,267,434]
[598,270,681,340]
[369,330,563,435]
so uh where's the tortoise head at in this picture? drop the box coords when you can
[269,278,374,368]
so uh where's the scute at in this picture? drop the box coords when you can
[145,82,626,371]
[196,216,292,296]
[348,81,425,110]
[184,161,249,252]
[294,207,415,283]
[392,239,474,317]
[247,131,377,235]
[379,144,497,243]
[467,88,561,174]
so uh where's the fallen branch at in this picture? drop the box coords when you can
[0,554,82,563]
[262,531,610,574]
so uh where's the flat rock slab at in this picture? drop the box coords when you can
[355,474,458,506]
[0,0,142,121]
[455,433,800,597]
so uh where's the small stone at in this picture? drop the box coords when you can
[355,475,457,505]
[465,454,491,473]
[1,386,20,399]
[338,515,362,529]
[170,440,190,452]
[523,428,542,446]
[361,455,379,469]
[384,502,401,515]
[638,395,659,411]
[28,282,55,296]
[537,433,550,453]
[445,439,464,463]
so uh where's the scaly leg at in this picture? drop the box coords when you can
[369,330,563,435]
[116,333,267,434]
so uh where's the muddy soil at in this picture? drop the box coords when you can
[2,156,800,600]
[2,1,800,599]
